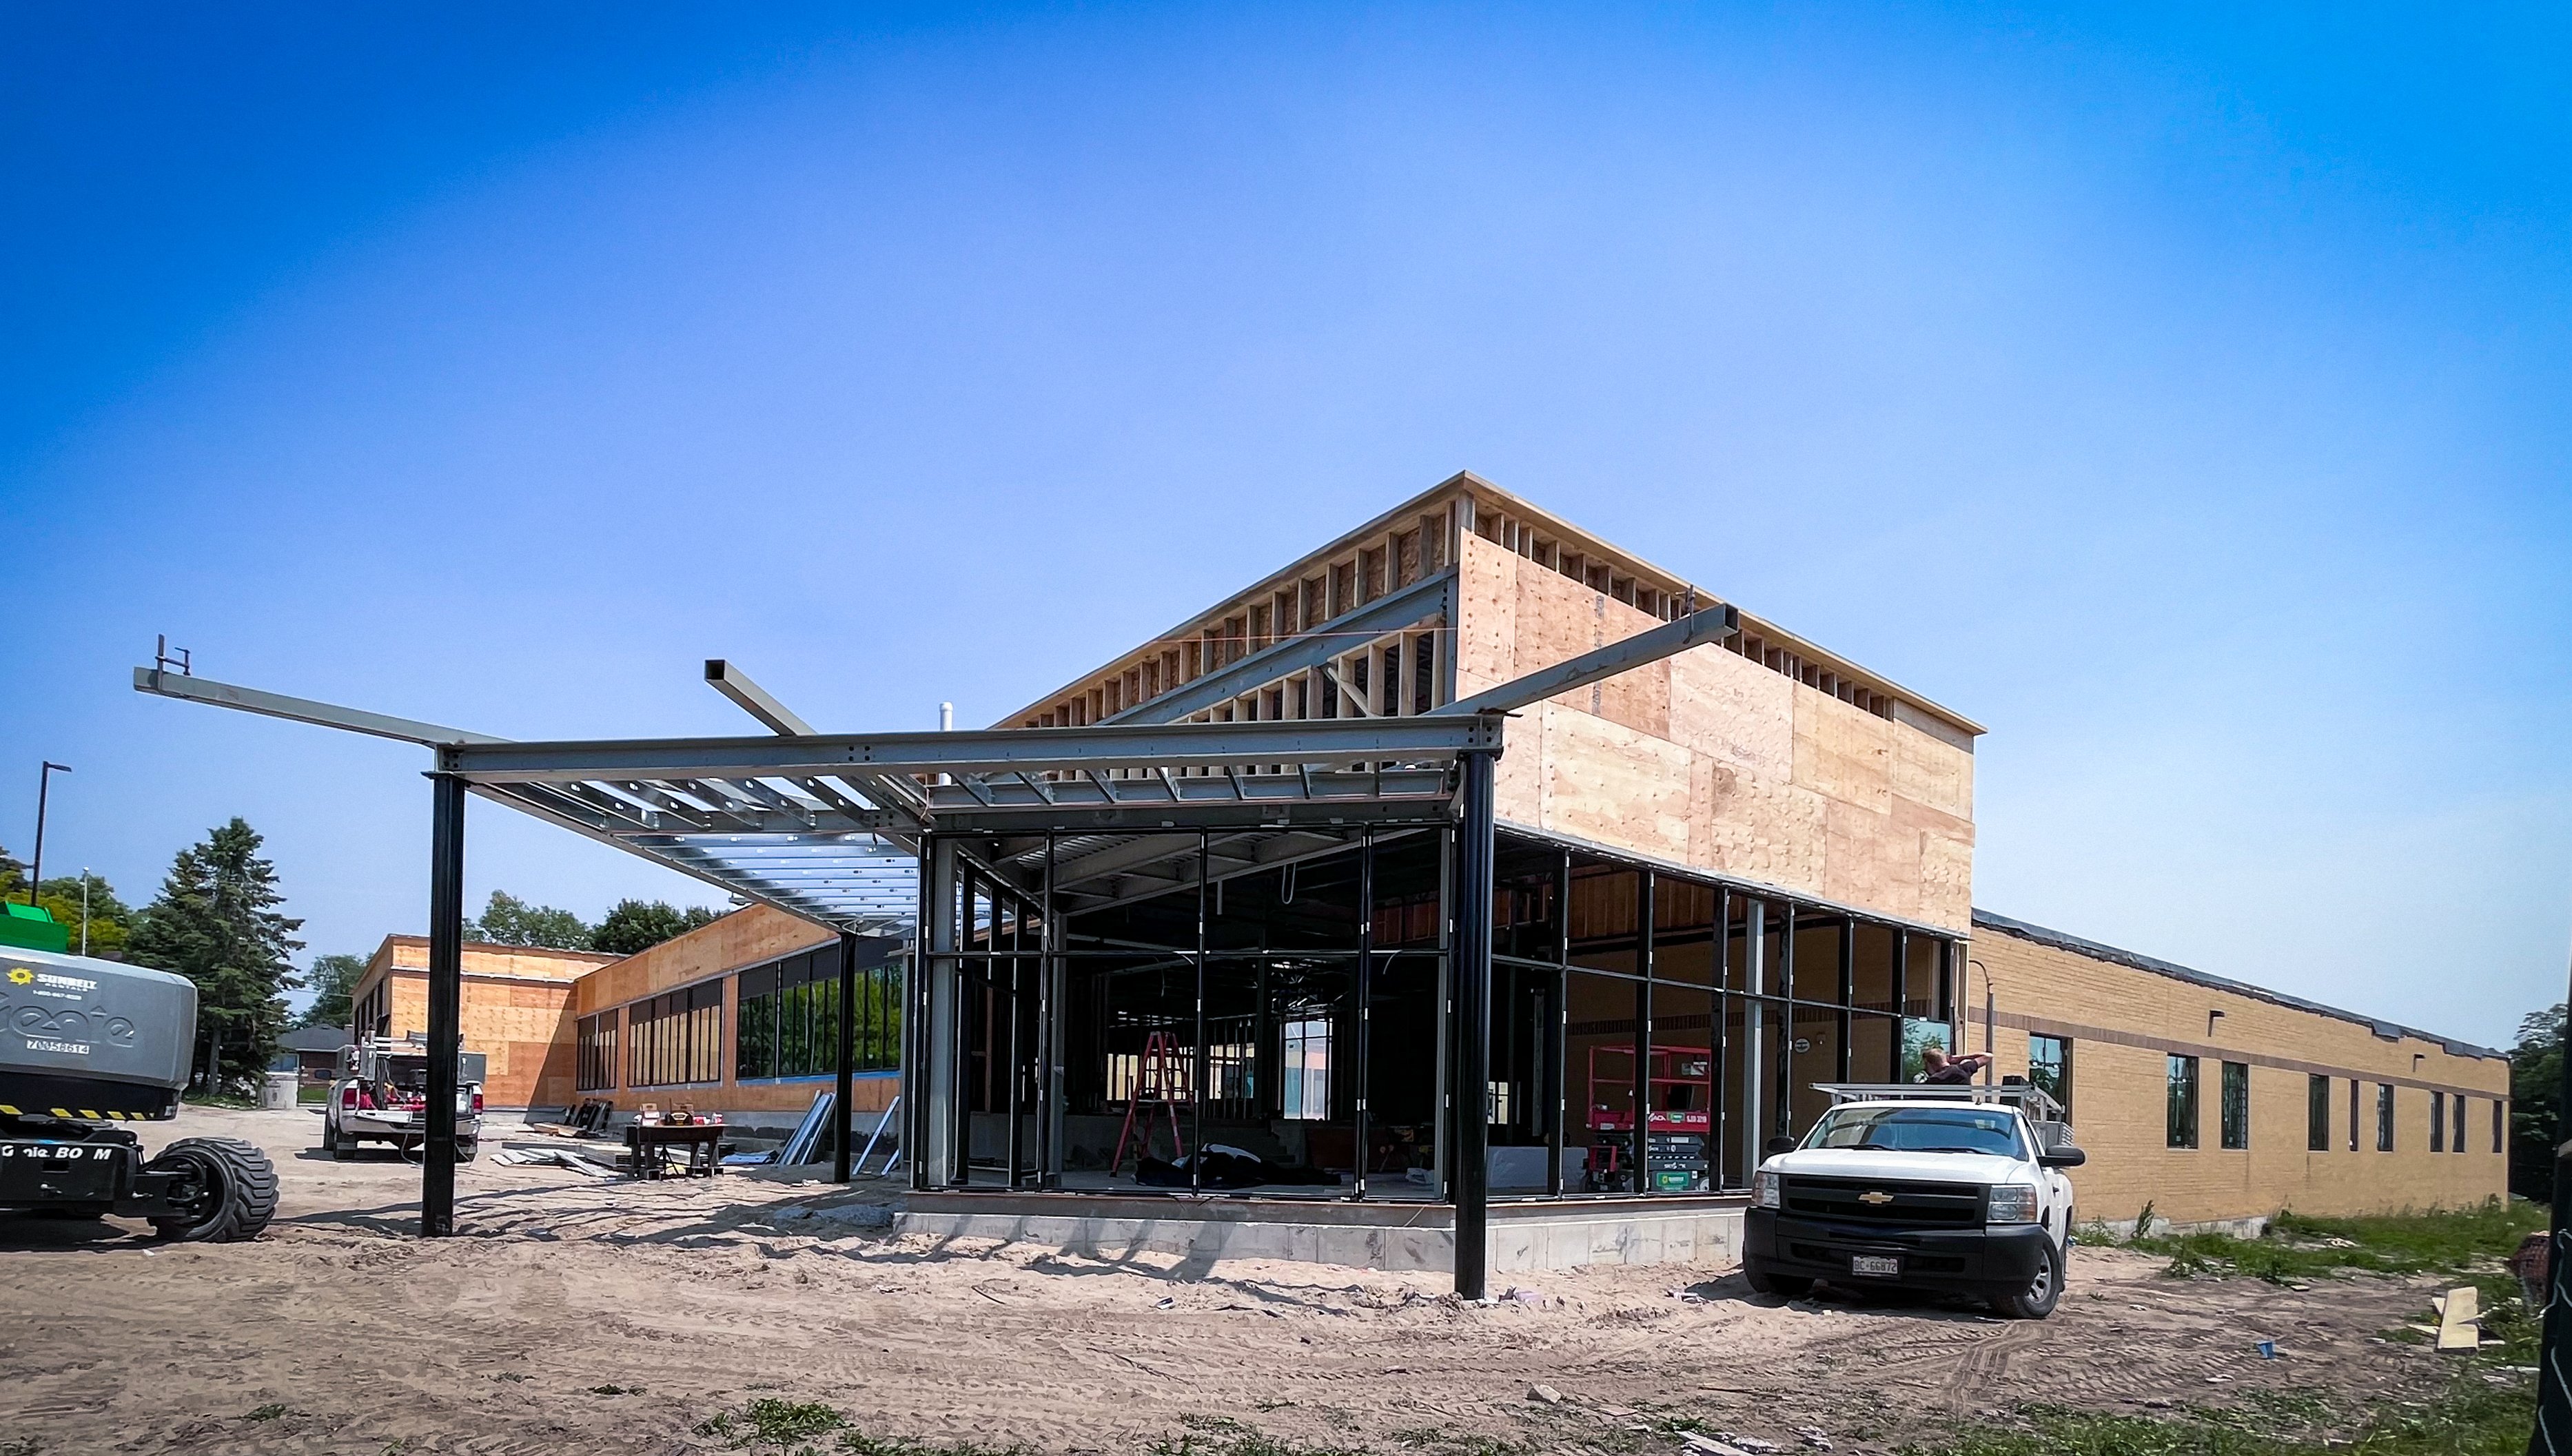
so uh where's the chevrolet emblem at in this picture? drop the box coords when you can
[1858,1190,1895,1205]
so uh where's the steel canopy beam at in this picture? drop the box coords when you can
[436,715,1498,783]
[705,658,817,736]
[1104,571,1454,726]
[1432,603,1740,719]
[133,667,506,747]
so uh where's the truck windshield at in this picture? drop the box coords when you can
[1804,1106,2024,1157]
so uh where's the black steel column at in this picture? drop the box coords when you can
[1192,833,1210,1195]
[2533,960,2572,1455]
[1352,832,1374,1202]
[1548,850,1569,1198]
[422,771,465,1237]
[1635,872,1655,1197]
[1035,836,1057,1190]
[833,929,858,1182]
[909,837,933,1193]
[1453,746,1498,1299]
[1005,918,1024,1188]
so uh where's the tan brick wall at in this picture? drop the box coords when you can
[1458,531,1977,931]
[1967,924,2508,1226]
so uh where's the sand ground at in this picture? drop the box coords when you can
[0,1106,2456,1455]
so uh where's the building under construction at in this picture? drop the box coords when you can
[150,471,2508,1293]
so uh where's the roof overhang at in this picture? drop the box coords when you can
[134,664,1498,936]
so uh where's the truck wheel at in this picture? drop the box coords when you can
[1742,1263,1813,1300]
[145,1136,280,1243]
[1991,1236,2064,1320]
[321,1120,338,1154]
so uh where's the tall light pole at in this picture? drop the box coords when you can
[27,761,70,906]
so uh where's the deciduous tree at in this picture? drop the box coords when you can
[589,898,721,956]
[467,890,591,950]
[298,952,368,1030]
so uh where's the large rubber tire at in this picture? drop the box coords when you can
[320,1119,338,1155]
[1742,1262,1813,1300]
[1991,1235,2065,1320]
[145,1136,280,1243]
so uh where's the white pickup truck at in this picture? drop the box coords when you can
[1742,1082,2085,1319]
[321,1038,486,1163]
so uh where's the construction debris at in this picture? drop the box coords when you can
[491,1147,613,1176]
[1527,1384,1564,1404]
[2433,1287,2482,1353]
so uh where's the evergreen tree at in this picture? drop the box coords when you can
[125,819,305,1094]
[467,890,591,949]
[589,898,722,956]
[298,952,368,1029]
[0,843,23,902]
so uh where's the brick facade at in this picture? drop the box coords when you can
[1966,913,2508,1227]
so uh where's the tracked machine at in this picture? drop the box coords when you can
[0,908,278,1241]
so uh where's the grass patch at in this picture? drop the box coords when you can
[697,1399,850,1452]
[2123,1198,2541,1285]
[1900,1378,2532,1456]
[698,1399,1039,1456]
[182,1090,259,1109]
[1911,1200,2544,1456]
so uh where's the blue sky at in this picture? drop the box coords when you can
[3,5,2565,1045]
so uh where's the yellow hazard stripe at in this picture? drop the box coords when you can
[50,1108,70,1118]
[0,1105,17,1116]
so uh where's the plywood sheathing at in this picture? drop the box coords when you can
[571,904,833,1017]
[1458,531,1977,932]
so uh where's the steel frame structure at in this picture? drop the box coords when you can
[132,599,1741,1296]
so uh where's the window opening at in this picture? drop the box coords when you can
[2027,1034,2070,1118]
[2166,1055,2201,1149]
[1279,1017,1331,1120]
[2220,1061,2249,1149]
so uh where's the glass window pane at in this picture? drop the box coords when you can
[2166,1055,2200,1149]
[2308,1073,2331,1151]
[1901,1019,1951,1083]
[2028,1034,2071,1117]
[2221,1062,2249,1149]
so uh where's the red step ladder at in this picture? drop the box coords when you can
[1109,1031,1188,1176]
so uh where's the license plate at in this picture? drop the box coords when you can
[1850,1254,1901,1278]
